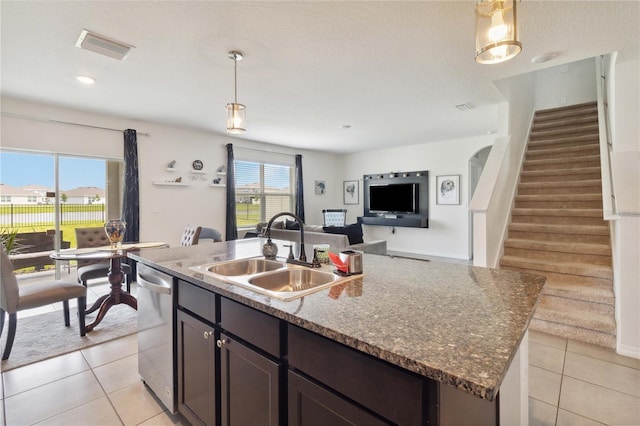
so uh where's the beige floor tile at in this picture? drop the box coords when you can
[33,396,123,426]
[138,411,188,426]
[81,334,138,368]
[93,354,140,394]
[556,409,605,426]
[560,376,640,426]
[530,330,567,350]
[529,365,562,406]
[3,351,90,397]
[529,341,566,374]
[4,370,104,425]
[108,381,164,426]
[567,339,640,370]
[564,351,640,397]
[529,397,557,426]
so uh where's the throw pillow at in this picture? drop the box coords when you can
[322,223,363,245]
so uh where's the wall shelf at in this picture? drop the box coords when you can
[153,181,189,187]
[358,215,428,228]
[191,170,207,174]
[166,167,177,172]
[209,184,225,188]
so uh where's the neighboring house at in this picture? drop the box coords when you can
[0,184,50,204]
[62,186,106,205]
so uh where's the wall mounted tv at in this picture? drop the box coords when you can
[368,183,418,214]
[360,170,429,228]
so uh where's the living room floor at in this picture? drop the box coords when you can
[1,278,639,425]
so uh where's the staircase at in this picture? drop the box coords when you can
[500,102,616,349]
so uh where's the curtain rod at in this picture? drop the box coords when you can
[225,143,298,157]
[1,112,151,136]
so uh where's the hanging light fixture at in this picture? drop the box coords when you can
[226,50,246,133]
[475,0,522,64]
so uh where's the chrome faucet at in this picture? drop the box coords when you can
[262,212,320,268]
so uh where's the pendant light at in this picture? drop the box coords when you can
[475,0,522,64]
[226,51,246,133]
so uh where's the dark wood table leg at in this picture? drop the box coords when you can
[85,256,137,332]
[85,294,109,315]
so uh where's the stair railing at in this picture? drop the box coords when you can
[596,53,618,220]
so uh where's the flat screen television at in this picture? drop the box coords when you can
[368,183,419,214]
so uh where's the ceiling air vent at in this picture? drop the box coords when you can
[76,29,134,60]
[455,103,472,111]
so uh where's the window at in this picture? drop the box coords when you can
[27,196,37,203]
[0,195,10,203]
[235,159,294,228]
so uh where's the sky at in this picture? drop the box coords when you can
[0,152,106,190]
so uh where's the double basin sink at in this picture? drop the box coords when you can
[190,257,356,301]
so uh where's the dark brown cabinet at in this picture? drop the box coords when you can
[177,310,216,426]
[288,370,387,426]
[218,332,281,426]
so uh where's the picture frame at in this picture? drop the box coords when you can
[314,180,326,195]
[436,175,460,205]
[343,180,359,205]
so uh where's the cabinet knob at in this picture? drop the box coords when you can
[203,331,214,339]
[216,338,228,348]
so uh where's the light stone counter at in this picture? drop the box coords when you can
[129,237,545,401]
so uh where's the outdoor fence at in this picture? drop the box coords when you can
[0,203,106,228]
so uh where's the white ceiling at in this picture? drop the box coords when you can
[1,1,638,154]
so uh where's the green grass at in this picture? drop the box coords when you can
[6,222,104,249]
[0,204,105,214]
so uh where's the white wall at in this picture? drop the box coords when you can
[535,58,597,110]
[341,136,494,260]
[0,97,340,246]
[611,58,640,358]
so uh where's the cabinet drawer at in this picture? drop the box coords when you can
[288,324,424,426]
[220,297,281,357]
[178,280,216,322]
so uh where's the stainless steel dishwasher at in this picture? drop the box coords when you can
[137,263,176,413]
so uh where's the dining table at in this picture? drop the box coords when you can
[50,242,167,332]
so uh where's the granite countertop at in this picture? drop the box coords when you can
[129,238,545,401]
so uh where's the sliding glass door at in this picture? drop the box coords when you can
[0,150,122,278]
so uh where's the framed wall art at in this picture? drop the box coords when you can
[343,180,359,205]
[315,180,326,195]
[436,175,460,205]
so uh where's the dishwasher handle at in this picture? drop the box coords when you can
[137,271,172,295]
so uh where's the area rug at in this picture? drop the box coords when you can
[0,305,137,372]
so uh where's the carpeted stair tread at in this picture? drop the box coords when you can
[529,318,616,349]
[530,124,600,140]
[520,167,601,183]
[500,255,612,279]
[518,180,602,189]
[528,134,599,150]
[539,293,614,316]
[504,238,611,256]
[524,154,600,167]
[531,115,598,131]
[525,144,600,159]
[512,208,604,218]
[533,306,616,334]
[534,102,597,119]
[542,280,614,305]
[508,222,608,235]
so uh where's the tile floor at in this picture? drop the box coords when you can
[2,271,640,425]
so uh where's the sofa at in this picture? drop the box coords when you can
[259,221,387,255]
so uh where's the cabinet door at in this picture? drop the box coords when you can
[219,333,280,426]
[177,310,216,426]
[288,371,388,426]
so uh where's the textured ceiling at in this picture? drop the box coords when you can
[1,1,638,153]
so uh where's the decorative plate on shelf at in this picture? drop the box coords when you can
[192,160,204,171]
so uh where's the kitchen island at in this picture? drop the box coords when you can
[130,238,545,426]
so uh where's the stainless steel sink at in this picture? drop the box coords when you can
[248,269,339,293]
[204,258,285,276]
[190,257,356,301]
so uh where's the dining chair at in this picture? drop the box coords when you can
[199,227,222,242]
[322,209,348,227]
[75,227,132,293]
[180,225,202,246]
[1,247,87,360]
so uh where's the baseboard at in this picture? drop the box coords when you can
[616,343,640,360]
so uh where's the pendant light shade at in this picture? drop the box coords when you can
[475,0,522,64]
[226,51,246,134]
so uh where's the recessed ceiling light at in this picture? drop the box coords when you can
[531,52,559,64]
[76,75,96,84]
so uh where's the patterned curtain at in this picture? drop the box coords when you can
[122,129,140,243]
[295,154,305,223]
[225,144,238,240]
